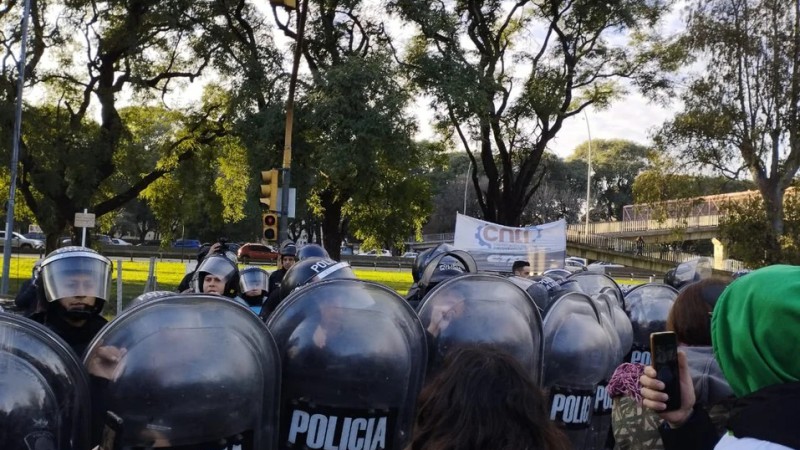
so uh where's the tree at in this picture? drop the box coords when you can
[0,0,268,252]
[654,0,800,262]
[567,139,650,221]
[273,0,439,258]
[390,0,677,227]
[522,153,585,225]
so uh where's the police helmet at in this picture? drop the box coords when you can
[0,313,91,450]
[83,294,281,449]
[623,283,678,363]
[38,246,112,316]
[126,290,179,311]
[278,257,356,301]
[667,257,712,290]
[542,268,572,282]
[240,266,269,294]
[417,250,477,299]
[297,243,329,260]
[280,241,297,258]
[412,243,455,283]
[192,254,240,297]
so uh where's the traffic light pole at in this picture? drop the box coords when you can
[279,0,308,243]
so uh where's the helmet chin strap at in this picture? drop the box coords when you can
[50,299,103,320]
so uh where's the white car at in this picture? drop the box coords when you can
[564,259,587,273]
[587,261,625,273]
[363,249,392,256]
[0,231,44,249]
[111,238,133,245]
[401,251,418,259]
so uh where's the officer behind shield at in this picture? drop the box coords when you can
[30,246,112,357]
[237,266,269,315]
[84,294,281,450]
[191,253,240,298]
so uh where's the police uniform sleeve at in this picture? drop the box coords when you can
[658,404,720,450]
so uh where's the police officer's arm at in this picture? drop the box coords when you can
[640,351,720,450]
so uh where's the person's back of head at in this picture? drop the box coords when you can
[667,278,728,346]
[408,345,569,450]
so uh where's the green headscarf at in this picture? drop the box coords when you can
[712,265,800,397]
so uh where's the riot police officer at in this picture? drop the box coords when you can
[84,294,281,449]
[191,253,240,298]
[0,312,92,450]
[30,246,112,356]
[267,241,297,295]
[238,266,269,315]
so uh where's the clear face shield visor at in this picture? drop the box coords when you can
[40,255,111,302]
[240,270,268,293]
[196,257,237,283]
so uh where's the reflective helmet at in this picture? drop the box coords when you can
[297,243,329,260]
[542,268,572,282]
[38,246,112,317]
[279,241,297,258]
[418,274,544,385]
[623,283,678,365]
[126,290,179,311]
[507,275,551,312]
[568,272,622,302]
[240,266,269,294]
[666,257,713,290]
[267,279,427,450]
[0,312,91,450]
[412,243,455,283]
[278,257,356,302]
[192,254,240,297]
[417,250,477,299]
[84,294,281,449]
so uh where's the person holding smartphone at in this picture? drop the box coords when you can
[640,265,800,450]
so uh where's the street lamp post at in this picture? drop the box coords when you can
[462,160,471,215]
[583,110,593,237]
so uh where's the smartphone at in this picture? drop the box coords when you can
[649,331,681,411]
[100,410,123,450]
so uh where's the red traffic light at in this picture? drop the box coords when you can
[264,215,277,226]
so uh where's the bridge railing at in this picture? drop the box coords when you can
[565,229,709,265]
[567,215,721,235]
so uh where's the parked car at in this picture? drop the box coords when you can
[0,231,44,249]
[362,249,391,257]
[24,232,46,241]
[95,234,114,246]
[237,243,279,263]
[587,261,625,273]
[564,259,587,273]
[111,238,133,246]
[172,239,202,249]
[401,251,418,259]
[340,247,354,256]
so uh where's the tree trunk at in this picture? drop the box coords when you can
[319,189,346,261]
[758,181,785,264]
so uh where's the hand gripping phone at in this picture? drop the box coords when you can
[649,331,682,412]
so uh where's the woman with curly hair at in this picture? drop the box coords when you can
[407,345,569,450]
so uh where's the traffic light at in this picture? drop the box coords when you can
[263,213,278,241]
[260,169,280,211]
[270,0,296,9]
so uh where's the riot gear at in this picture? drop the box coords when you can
[665,257,713,290]
[416,250,477,301]
[411,243,455,283]
[542,291,615,449]
[192,253,240,298]
[84,294,281,449]
[126,290,179,310]
[623,283,678,365]
[569,272,622,301]
[297,243,329,260]
[0,312,91,450]
[278,257,356,302]
[418,274,544,385]
[507,275,551,312]
[542,268,572,282]
[39,246,112,318]
[267,279,427,450]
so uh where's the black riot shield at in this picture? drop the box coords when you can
[0,312,91,450]
[670,257,713,290]
[623,283,678,365]
[543,292,614,450]
[506,275,552,312]
[417,274,544,386]
[568,272,622,302]
[83,294,281,449]
[267,279,427,450]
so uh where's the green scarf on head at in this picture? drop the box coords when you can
[712,265,800,398]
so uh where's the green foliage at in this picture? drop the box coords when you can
[391,0,675,226]
[568,139,650,221]
[719,191,800,267]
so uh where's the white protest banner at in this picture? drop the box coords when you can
[454,213,566,273]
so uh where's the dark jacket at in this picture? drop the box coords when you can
[14,279,39,316]
[31,311,108,357]
[659,382,800,450]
